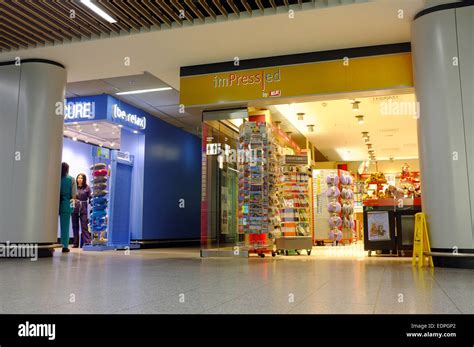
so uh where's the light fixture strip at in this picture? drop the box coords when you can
[116,87,173,95]
[80,0,117,23]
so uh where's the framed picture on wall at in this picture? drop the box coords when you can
[367,211,391,241]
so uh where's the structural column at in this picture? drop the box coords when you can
[0,60,66,244]
[412,1,474,267]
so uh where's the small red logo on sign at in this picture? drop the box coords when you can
[270,90,281,97]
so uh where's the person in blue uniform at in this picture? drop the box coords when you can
[59,162,76,253]
[72,173,92,248]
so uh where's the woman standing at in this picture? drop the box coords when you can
[72,173,92,248]
[59,162,76,253]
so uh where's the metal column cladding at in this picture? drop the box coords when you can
[412,3,474,251]
[0,60,66,243]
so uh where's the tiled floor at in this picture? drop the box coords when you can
[0,246,472,314]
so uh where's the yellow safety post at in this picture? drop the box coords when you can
[412,213,434,268]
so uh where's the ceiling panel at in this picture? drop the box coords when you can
[271,93,419,161]
[103,72,170,91]
[64,72,201,136]
[155,104,200,119]
[132,89,180,107]
[1,0,362,52]
[66,79,117,97]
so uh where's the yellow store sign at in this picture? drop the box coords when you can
[180,53,413,107]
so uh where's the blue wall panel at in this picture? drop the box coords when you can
[120,129,145,240]
[142,117,201,240]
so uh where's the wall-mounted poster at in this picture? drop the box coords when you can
[367,211,391,241]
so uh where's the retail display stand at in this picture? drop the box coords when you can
[237,121,312,257]
[238,121,274,257]
[83,148,139,252]
[275,157,312,256]
[84,161,115,251]
[313,169,355,245]
[340,172,356,242]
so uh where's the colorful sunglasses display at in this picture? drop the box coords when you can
[89,163,109,245]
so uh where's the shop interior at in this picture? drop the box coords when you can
[61,98,145,251]
[202,91,420,258]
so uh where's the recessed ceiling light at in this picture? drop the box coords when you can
[364,137,370,143]
[355,115,364,125]
[118,125,123,128]
[133,130,138,134]
[116,87,172,95]
[73,122,78,125]
[72,137,77,141]
[110,142,115,147]
[307,124,315,133]
[297,112,305,121]
[95,127,100,132]
[361,131,369,139]
[80,0,116,23]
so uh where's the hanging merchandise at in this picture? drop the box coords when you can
[340,173,356,242]
[89,163,109,245]
[326,186,340,198]
[326,173,341,245]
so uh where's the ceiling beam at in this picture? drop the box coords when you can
[213,0,228,18]
[2,1,68,42]
[36,0,93,38]
[113,1,152,29]
[184,0,205,23]
[140,1,172,28]
[156,0,183,26]
[240,0,252,16]
[132,1,162,28]
[43,0,100,37]
[2,11,55,44]
[198,0,217,20]
[97,0,141,32]
[24,0,80,39]
[0,22,39,47]
[0,31,27,49]
[227,0,240,17]
[171,0,194,24]
[62,0,121,34]
[255,0,264,14]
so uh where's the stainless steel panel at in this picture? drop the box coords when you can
[412,8,473,248]
[0,62,66,243]
[456,6,474,246]
[0,65,20,239]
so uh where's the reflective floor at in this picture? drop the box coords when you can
[0,246,472,314]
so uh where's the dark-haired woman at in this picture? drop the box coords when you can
[59,162,76,253]
[72,173,92,248]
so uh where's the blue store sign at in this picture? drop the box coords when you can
[64,94,147,132]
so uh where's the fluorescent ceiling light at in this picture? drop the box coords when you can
[116,87,172,95]
[80,0,116,23]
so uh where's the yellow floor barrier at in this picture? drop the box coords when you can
[412,212,434,268]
